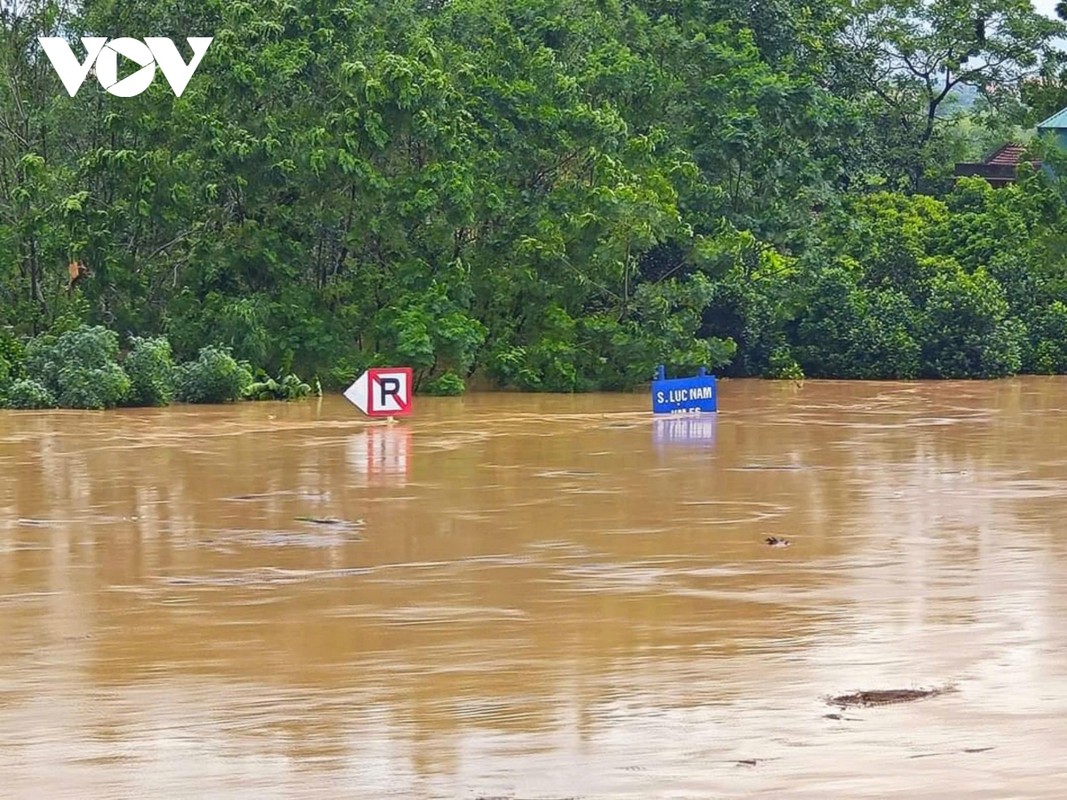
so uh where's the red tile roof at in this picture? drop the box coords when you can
[985,143,1026,165]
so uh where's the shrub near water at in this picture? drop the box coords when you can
[422,371,465,396]
[0,327,320,410]
[0,328,21,385]
[4,379,56,409]
[0,356,10,407]
[244,372,312,401]
[23,325,130,409]
[174,346,253,404]
[123,336,176,407]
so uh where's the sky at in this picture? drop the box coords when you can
[1033,0,1067,51]
[1035,0,1059,18]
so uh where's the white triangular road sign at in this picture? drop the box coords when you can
[343,371,369,413]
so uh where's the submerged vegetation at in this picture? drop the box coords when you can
[4,0,1067,397]
[0,324,315,409]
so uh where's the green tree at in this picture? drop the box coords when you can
[124,336,176,406]
[23,324,131,409]
[847,0,1065,185]
[921,266,1023,378]
[174,345,253,403]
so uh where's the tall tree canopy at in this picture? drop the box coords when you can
[2,0,1067,395]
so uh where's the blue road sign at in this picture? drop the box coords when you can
[651,365,717,414]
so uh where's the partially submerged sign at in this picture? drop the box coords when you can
[344,367,413,417]
[651,365,717,414]
[653,414,717,447]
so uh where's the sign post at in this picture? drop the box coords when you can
[344,367,413,418]
[651,364,717,415]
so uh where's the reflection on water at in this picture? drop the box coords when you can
[652,413,717,448]
[346,424,412,486]
[2,380,1067,797]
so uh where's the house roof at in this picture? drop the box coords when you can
[985,143,1027,165]
[953,140,1041,186]
[1037,107,1067,129]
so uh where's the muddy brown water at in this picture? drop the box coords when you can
[3,379,1067,798]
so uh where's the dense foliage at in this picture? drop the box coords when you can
[3,0,1067,392]
[0,325,313,408]
[172,345,254,404]
[22,324,130,409]
[245,372,313,401]
[124,335,176,406]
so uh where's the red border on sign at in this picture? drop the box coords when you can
[365,367,413,417]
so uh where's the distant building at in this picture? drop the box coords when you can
[1036,107,1067,150]
[953,142,1039,188]
[949,108,1067,186]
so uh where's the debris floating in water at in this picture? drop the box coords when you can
[827,685,957,708]
[764,536,791,547]
[295,516,365,529]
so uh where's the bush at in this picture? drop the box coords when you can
[124,336,176,406]
[921,267,1022,378]
[485,305,587,392]
[767,346,804,380]
[0,329,23,381]
[0,357,9,407]
[793,265,862,378]
[174,346,253,404]
[421,371,466,396]
[487,344,547,390]
[849,289,922,379]
[3,379,57,409]
[279,374,312,399]
[322,356,368,390]
[23,325,131,409]
[58,362,131,410]
[244,372,312,400]
[1027,301,1067,374]
[373,284,487,377]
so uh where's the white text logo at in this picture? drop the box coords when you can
[37,37,213,98]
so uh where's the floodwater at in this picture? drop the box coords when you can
[2,379,1067,799]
